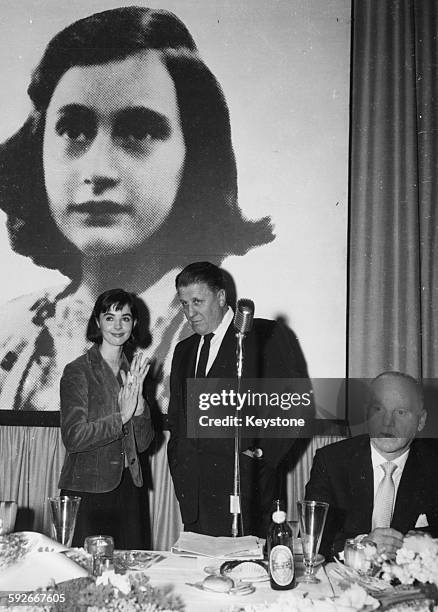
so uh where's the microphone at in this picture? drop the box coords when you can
[232,298,255,537]
[233,299,255,335]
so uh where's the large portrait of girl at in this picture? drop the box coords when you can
[0,1,350,548]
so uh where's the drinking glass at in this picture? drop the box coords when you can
[0,501,18,535]
[48,495,81,547]
[344,538,377,574]
[84,535,114,576]
[296,500,329,583]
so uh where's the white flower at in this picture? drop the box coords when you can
[95,570,131,595]
[403,533,437,555]
[224,584,378,612]
[378,535,438,586]
[336,584,379,610]
[395,547,415,564]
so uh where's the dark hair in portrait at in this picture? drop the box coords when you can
[0,6,274,280]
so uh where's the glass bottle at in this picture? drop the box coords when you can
[267,500,295,590]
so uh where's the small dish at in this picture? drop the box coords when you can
[121,550,162,570]
[220,559,269,583]
[112,550,164,572]
[186,576,255,596]
[329,559,394,596]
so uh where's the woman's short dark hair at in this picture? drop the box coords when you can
[86,288,140,345]
[0,6,274,279]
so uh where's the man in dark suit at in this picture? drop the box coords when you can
[167,261,310,537]
[305,371,438,559]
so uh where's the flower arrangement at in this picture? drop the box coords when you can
[225,583,378,612]
[0,533,30,569]
[379,533,438,588]
[31,571,185,611]
[0,533,183,610]
[331,533,438,610]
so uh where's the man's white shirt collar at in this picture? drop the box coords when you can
[209,307,233,344]
[370,441,410,472]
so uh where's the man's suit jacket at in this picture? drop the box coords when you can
[167,317,310,537]
[305,435,438,558]
[59,344,154,493]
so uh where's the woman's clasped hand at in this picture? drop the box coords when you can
[119,352,151,423]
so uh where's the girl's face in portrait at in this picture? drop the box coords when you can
[43,50,186,256]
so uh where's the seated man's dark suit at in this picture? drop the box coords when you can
[167,317,309,537]
[305,435,438,559]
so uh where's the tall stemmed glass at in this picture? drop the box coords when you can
[297,500,329,583]
[48,496,81,547]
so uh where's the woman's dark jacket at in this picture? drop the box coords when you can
[59,344,153,492]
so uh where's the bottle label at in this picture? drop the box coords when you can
[269,544,294,586]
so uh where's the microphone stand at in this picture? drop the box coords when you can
[231,332,245,537]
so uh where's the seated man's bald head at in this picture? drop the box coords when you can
[368,371,426,460]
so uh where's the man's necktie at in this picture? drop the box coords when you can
[373,461,397,528]
[196,333,214,378]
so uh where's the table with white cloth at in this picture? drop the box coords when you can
[0,533,335,611]
[4,532,436,611]
[146,552,334,611]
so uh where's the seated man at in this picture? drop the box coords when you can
[305,371,438,559]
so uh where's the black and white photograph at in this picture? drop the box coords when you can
[0,0,437,609]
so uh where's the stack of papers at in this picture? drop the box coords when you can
[171,532,264,559]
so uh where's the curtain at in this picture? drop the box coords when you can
[148,432,182,550]
[349,0,438,380]
[0,425,181,549]
[0,426,65,534]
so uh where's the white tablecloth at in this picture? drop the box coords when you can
[0,534,335,611]
[147,553,334,612]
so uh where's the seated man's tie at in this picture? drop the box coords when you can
[373,461,397,528]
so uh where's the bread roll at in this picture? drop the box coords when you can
[202,575,234,592]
